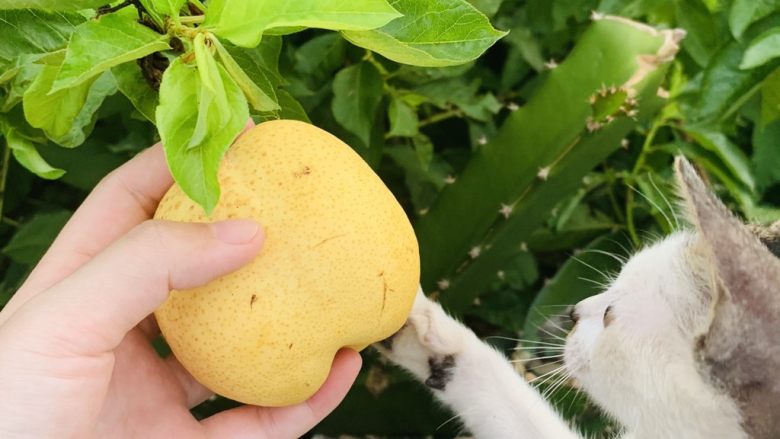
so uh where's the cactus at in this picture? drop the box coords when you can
[415,15,684,312]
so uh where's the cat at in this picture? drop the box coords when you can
[377,157,780,439]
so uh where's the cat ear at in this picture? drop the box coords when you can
[675,156,780,391]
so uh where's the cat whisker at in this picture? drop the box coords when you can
[569,254,611,280]
[511,353,565,362]
[533,326,568,343]
[578,276,611,289]
[579,248,628,264]
[528,364,566,385]
[628,183,675,232]
[648,173,681,231]
[499,337,565,347]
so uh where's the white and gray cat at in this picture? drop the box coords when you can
[377,157,780,439]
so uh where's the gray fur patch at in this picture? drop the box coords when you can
[425,355,457,390]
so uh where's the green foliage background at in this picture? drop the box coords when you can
[2,0,780,437]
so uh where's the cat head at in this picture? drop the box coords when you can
[564,157,780,438]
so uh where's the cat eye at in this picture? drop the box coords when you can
[603,305,615,327]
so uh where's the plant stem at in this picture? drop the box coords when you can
[419,109,463,128]
[179,15,205,24]
[0,140,11,221]
[2,216,18,227]
[625,119,662,246]
[97,0,135,16]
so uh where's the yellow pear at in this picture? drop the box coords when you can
[154,120,419,406]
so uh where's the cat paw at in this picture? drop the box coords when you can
[375,288,468,390]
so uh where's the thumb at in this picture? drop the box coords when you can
[18,219,264,353]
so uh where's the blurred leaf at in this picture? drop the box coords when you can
[752,120,780,193]
[0,9,83,80]
[23,66,117,147]
[675,0,726,66]
[2,210,71,265]
[0,0,105,10]
[156,57,248,214]
[387,95,418,137]
[761,67,780,125]
[37,135,128,190]
[4,127,65,180]
[385,145,451,212]
[504,26,545,71]
[213,37,279,112]
[275,89,310,122]
[729,0,780,39]
[468,0,504,17]
[293,33,346,86]
[741,28,780,69]
[206,0,401,47]
[412,133,434,169]
[684,126,756,193]
[153,0,187,16]
[331,61,384,147]
[51,11,170,92]
[687,42,776,124]
[111,62,158,123]
[343,0,507,67]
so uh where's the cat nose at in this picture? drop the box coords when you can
[569,306,580,324]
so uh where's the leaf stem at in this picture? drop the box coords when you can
[625,119,662,246]
[179,15,205,24]
[1,216,18,227]
[419,109,463,128]
[0,139,10,220]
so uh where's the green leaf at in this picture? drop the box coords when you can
[752,120,780,193]
[225,35,284,85]
[761,67,780,126]
[413,133,433,169]
[276,89,311,122]
[2,210,72,266]
[213,36,279,112]
[4,128,65,179]
[191,33,231,148]
[152,0,187,16]
[729,0,780,39]
[686,42,777,124]
[294,33,346,84]
[387,95,418,137]
[111,62,158,123]
[467,0,504,17]
[0,9,82,75]
[741,28,780,70]
[675,0,725,66]
[156,57,249,214]
[0,0,106,10]
[331,61,384,147]
[342,0,507,67]
[685,126,756,193]
[205,0,401,48]
[51,12,170,92]
[23,64,117,147]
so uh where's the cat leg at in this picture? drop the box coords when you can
[377,289,581,439]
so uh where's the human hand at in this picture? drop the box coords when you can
[0,129,362,438]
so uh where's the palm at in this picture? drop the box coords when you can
[92,328,205,437]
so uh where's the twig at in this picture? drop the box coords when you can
[97,0,136,17]
[0,140,11,221]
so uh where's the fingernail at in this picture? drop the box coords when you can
[211,220,260,244]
